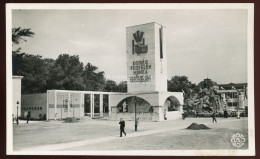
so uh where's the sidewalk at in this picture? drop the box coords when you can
[18,118,247,151]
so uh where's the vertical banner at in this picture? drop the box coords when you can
[159,27,163,59]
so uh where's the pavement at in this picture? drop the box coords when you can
[15,117,248,151]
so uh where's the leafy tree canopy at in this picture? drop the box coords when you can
[48,54,85,91]
[168,75,196,100]
[12,27,35,45]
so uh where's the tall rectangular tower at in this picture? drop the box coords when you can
[126,22,167,93]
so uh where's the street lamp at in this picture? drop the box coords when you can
[16,101,19,125]
[134,97,138,131]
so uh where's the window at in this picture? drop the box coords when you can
[37,107,39,110]
[29,107,31,110]
[40,107,42,110]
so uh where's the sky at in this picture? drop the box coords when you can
[12,9,248,85]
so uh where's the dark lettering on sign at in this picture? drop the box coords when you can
[130,75,151,83]
[130,59,152,82]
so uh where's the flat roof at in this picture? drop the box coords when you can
[47,90,126,95]
[216,90,238,93]
[12,76,23,79]
[126,22,164,28]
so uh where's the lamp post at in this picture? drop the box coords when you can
[134,97,137,131]
[16,101,19,125]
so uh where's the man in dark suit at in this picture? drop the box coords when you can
[224,109,228,118]
[119,118,126,137]
[26,111,31,123]
[212,111,217,123]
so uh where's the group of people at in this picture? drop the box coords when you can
[181,109,242,123]
[13,112,47,124]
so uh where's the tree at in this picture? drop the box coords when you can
[117,81,127,92]
[104,80,118,92]
[12,27,35,75]
[12,27,35,45]
[168,75,196,99]
[48,54,85,90]
[168,75,195,92]
[16,54,54,94]
[82,63,106,91]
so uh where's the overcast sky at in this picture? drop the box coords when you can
[12,9,248,84]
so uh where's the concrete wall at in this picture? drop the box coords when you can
[21,93,47,119]
[47,91,84,119]
[12,76,22,117]
[166,111,182,120]
[110,112,153,121]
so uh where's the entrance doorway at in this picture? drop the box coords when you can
[84,94,91,116]
[103,94,109,117]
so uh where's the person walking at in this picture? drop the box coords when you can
[164,109,167,120]
[237,110,240,119]
[26,111,31,123]
[182,111,186,120]
[119,118,126,137]
[196,111,199,118]
[39,114,42,121]
[224,109,228,118]
[212,111,217,123]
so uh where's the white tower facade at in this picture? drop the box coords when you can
[126,22,167,93]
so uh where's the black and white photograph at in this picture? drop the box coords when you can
[6,3,255,156]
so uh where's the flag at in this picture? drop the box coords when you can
[232,86,236,89]
[220,87,225,90]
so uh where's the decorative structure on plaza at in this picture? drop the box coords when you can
[184,78,247,113]
[109,22,184,121]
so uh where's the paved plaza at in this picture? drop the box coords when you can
[13,117,248,151]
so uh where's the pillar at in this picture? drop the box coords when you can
[108,94,111,117]
[54,91,57,120]
[80,92,83,117]
[68,92,71,117]
[93,94,94,117]
[90,94,94,118]
[180,104,183,112]
[46,91,49,120]
[100,94,103,117]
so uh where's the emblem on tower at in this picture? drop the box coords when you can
[132,30,148,54]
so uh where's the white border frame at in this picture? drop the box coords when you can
[6,3,255,156]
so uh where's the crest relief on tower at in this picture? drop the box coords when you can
[132,30,148,54]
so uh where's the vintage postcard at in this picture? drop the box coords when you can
[6,3,255,156]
